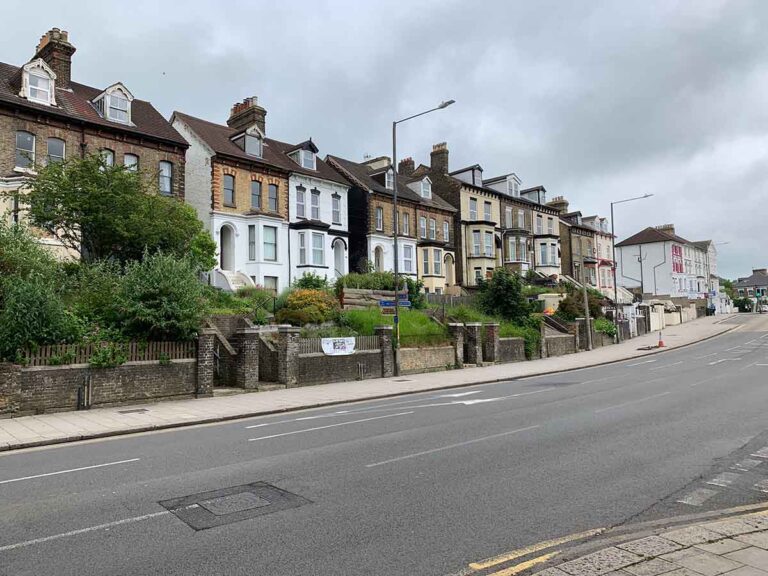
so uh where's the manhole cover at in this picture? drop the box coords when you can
[199,492,270,515]
[118,408,148,414]
[159,482,310,530]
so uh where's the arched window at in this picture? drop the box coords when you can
[15,131,35,168]
[21,60,56,106]
[124,153,139,171]
[251,180,262,209]
[223,174,235,206]
[47,138,65,164]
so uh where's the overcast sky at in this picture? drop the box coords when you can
[4,0,765,278]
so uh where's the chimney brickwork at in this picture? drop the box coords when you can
[227,96,267,134]
[398,157,415,177]
[34,28,76,88]
[430,142,449,174]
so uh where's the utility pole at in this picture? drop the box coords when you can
[582,282,593,350]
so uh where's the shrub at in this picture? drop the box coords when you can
[275,289,339,326]
[500,315,542,359]
[733,297,754,313]
[88,342,128,368]
[594,317,617,337]
[0,277,83,361]
[293,271,330,290]
[117,252,206,341]
[555,288,604,322]
[0,222,59,282]
[476,268,530,323]
[66,261,123,326]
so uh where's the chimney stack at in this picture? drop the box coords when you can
[547,195,569,214]
[34,28,75,89]
[227,96,267,134]
[398,157,415,177]
[753,268,768,276]
[430,142,449,174]
[655,224,676,235]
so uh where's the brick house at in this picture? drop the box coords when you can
[0,28,188,258]
[520,186,562,279]
[326,154,457,294]
[483,172,534,275]
[172,97,350,292]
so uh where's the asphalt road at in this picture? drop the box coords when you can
[2,314,768,576]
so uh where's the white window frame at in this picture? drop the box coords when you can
[332,195,341,224]
[403,245,413,272]
[298,232,306,265]
[422,248,430,275]
[484,231,493,257]
[296,187,306,218]
[518,209,525,229]
[421,178,432,198]
[385,169,394,190]
[124,153,139,171]
[108,91,130,124]
[268,184,278,212]
[402,213,410,236]
[547,217,554,234]
[248,225,256,261]
[311,190,320,219]
[508,237,516,262]
[433,249,442,276]
[536,214,543,234]
[101,148,115,167]
[505,207,513,228]
[484,201,492,221]
[375,207,384,231]
[419,216,427,239]
[540,243,547,265]
[519,238,527,262]
[429,218,436,240]
[15,131,35,169]
[550,244,557,265]
[28,71,52,105]
[245,134,262,157]
[159,161,173,195]
[473,230,481,256]
[443,220,450,242]
[469,198,478,220]
[263,226,277,261]
[312,232,324,265]
[301,150,316,170]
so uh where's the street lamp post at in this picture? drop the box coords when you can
[391,100,455,360]
[611,193,653,341]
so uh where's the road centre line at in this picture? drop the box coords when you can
[248,412,413,441]
[594,391,671,414]
[468,528,604,570]
[0,510,170,553]
[365,425,539,468]
[0,458,140,485]
[626,359,657,367]
[649,361,683,371]
[694,352,719,359]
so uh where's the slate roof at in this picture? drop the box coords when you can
[615,226,690,248]
[326,154,456,213]
[734,270,768,289]
[0,62,187,146]
[173,111,349,186]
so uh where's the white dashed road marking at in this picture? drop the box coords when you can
[0,458,140,485]
[677,488,718,507]
[248,411,414,441]
[594,391,671,414]
[706,472,742,487]
[732,459,763,472]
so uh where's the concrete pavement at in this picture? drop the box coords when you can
[0,314,740,452]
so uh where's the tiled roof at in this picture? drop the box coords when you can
[615,226,690,248]
[0,61,187,146]
[326,155,456,213]
[173,111,349,186]
[734,271,768,289]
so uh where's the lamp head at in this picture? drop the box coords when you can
[438,99,456,109]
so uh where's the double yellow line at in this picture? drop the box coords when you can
[467,527,605,575]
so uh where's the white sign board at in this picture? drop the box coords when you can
[321,337,356,356]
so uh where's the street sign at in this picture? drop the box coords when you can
[379,300,396,307]
[381,307,396,315]
[398,300,411,307]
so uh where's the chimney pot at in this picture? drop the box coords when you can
[34,28,76,88]
[227,96,267,134]
[430,142,449,174]
[398,157,415,177]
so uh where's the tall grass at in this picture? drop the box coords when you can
[339,308,449,346]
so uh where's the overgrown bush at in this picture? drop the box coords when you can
[500,315,542,359]
[733,297,754,313]
[117,252,206,341]
[555,287,604,322]
[88,342,128,368]
[293,271,330,290]
[476,268,530,323]
[275,289,339,326]
[0,277,83,361]
[65,261,122,325]
[593,317,617,337]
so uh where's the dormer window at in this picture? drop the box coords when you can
[421,177,432,199]
[301,150,315,170]
[20,59,57,106]
[385,169,394,190]
[245,135,262,157]
[232,127,264,158]
[507,178,520,197]
[93,83,134,125]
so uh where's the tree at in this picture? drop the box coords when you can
[21,154,215,269]
[555,287,604,322]
[721,278,736,300]
[476,268,530,323]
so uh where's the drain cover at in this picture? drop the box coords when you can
[159,482,310,530]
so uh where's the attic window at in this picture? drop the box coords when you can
[301,150,315,170]
[109,92,130,123]
[245,135,262,157]
[421,178,432,199]
[507,178,519,197]
[20,59,57,106]
[385,169,394,190]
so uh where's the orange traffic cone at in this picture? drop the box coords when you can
[658,332,665,348]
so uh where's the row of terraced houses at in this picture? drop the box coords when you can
[2,28,624,297]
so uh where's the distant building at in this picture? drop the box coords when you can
[734,269,768,299]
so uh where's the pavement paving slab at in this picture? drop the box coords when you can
[725,547,768,570]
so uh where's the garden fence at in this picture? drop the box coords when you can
[24,341,197,367]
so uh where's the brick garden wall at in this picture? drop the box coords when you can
[298,350,383,385]
[399,346,455,374]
